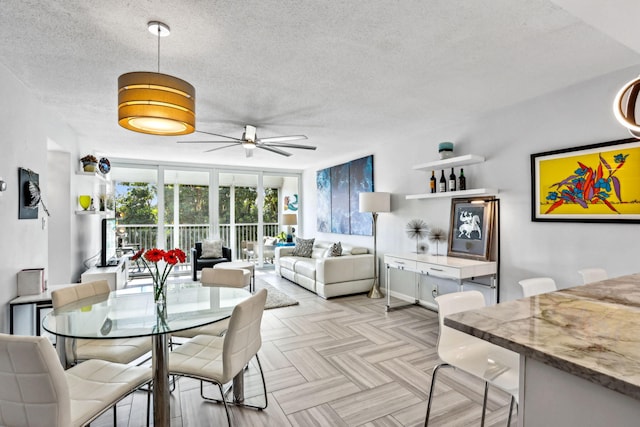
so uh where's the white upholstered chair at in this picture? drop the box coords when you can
[172,268,251,339]
[0,333,151,427]
[51,280,151,364]
[578,268,608,285]
[425,291,519,426]
[169,288,268,426]
[518,277,557,297]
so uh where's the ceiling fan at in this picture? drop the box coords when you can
[178,125,316,157]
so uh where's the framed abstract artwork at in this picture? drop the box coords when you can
[447,197,497,261]
[531,138,640,223]
[316,155,374,235]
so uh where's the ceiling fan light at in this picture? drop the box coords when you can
[613,75,640,136]
[242,141,256,149]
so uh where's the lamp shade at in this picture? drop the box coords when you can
[118,71,196,136]
[282,213,297,225]
[359,192,391,213]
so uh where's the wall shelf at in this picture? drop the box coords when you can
[75,170,108,181]
[412,154,485,171]
[75,210,114,216]
[408,154,498,199]
[406,188,498,200]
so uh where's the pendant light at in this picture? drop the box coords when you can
[613,75,640,138]
[118,21,196,136]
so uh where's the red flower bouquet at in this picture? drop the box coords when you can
[131,247,186,303]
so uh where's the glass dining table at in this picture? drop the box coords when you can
[42,282,251,427]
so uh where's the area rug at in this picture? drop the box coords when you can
[255,281,299,310]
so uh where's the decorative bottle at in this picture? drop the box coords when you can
[430,171,437,193]
[439,170,446,192]
[449,168,456,192]
[459,168,466,190]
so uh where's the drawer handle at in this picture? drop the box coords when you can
[430,267,444,272]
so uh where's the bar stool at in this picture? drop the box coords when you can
[425,291,519,426]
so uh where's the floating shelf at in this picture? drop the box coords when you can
[75,170,108,181]
[412,154,485,171]
[75,210,114,216]
[406,188,499,200]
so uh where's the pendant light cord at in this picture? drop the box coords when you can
[156,25,161,73]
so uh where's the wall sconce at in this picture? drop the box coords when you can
[0,178,7,192]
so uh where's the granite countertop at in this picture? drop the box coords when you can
[445,273,640,400]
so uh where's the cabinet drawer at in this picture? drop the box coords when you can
[418,262,461,279]
[384,256,417,271]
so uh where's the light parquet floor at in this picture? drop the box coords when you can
[93,270,516,426]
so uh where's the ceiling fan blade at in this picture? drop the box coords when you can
[263,142,317,150]
[195,130,243,141]
[258,145,292,157]
[258,135,307,143]
[204,143,242,153]
[178,140,241,144]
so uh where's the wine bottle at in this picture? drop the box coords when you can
[449,168,456,192]
[439,170,446,192]
[459,168,466,190]
[430,170,436,193]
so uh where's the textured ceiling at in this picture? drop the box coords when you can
[1,0,639,170]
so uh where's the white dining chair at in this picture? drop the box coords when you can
[425,291,519,426]
[172,268,251,339]
[518,277,557,297]
[0,333,151,427]
[169,288,268,427]
[578,268,608,285]
[51,280,152,365]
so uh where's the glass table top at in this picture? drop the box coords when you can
[42,283,251,339]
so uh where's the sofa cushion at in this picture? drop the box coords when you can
[350,247,368,255]
[294,259,316,279]
[279,256,298,271]
[201,239,223,258]
[292,238,314,257]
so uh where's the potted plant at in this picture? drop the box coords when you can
[80,155,98,172]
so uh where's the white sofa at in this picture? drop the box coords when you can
[275,241,375,298]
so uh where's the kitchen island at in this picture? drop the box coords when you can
[445,273,640,426]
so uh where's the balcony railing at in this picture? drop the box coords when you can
[119,223,280,265]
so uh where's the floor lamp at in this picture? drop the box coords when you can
[359,192,391,299]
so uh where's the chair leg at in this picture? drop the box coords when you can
[217,383,232,427]
[424,363,450,426]
[481,381,489,427]
[199,355,268,411]
[506,395,516,426]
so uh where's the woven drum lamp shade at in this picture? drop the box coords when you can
[118,71,196,136]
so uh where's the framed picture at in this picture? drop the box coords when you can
[531,138,640,223]
[18,167,38,219]
[447,197,496,261]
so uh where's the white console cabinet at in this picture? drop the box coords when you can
[81,257,129,290]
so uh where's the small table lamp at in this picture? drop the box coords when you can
[283,213,297,242]
[359,192,391,298]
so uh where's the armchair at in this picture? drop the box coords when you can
[191,242,232,281]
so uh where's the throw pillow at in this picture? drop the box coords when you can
[292,238,315,257]
[201,239,223,258]
[328,242,342,257]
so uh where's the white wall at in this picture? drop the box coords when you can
[0,63,78,332]
[302,65,640,302]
